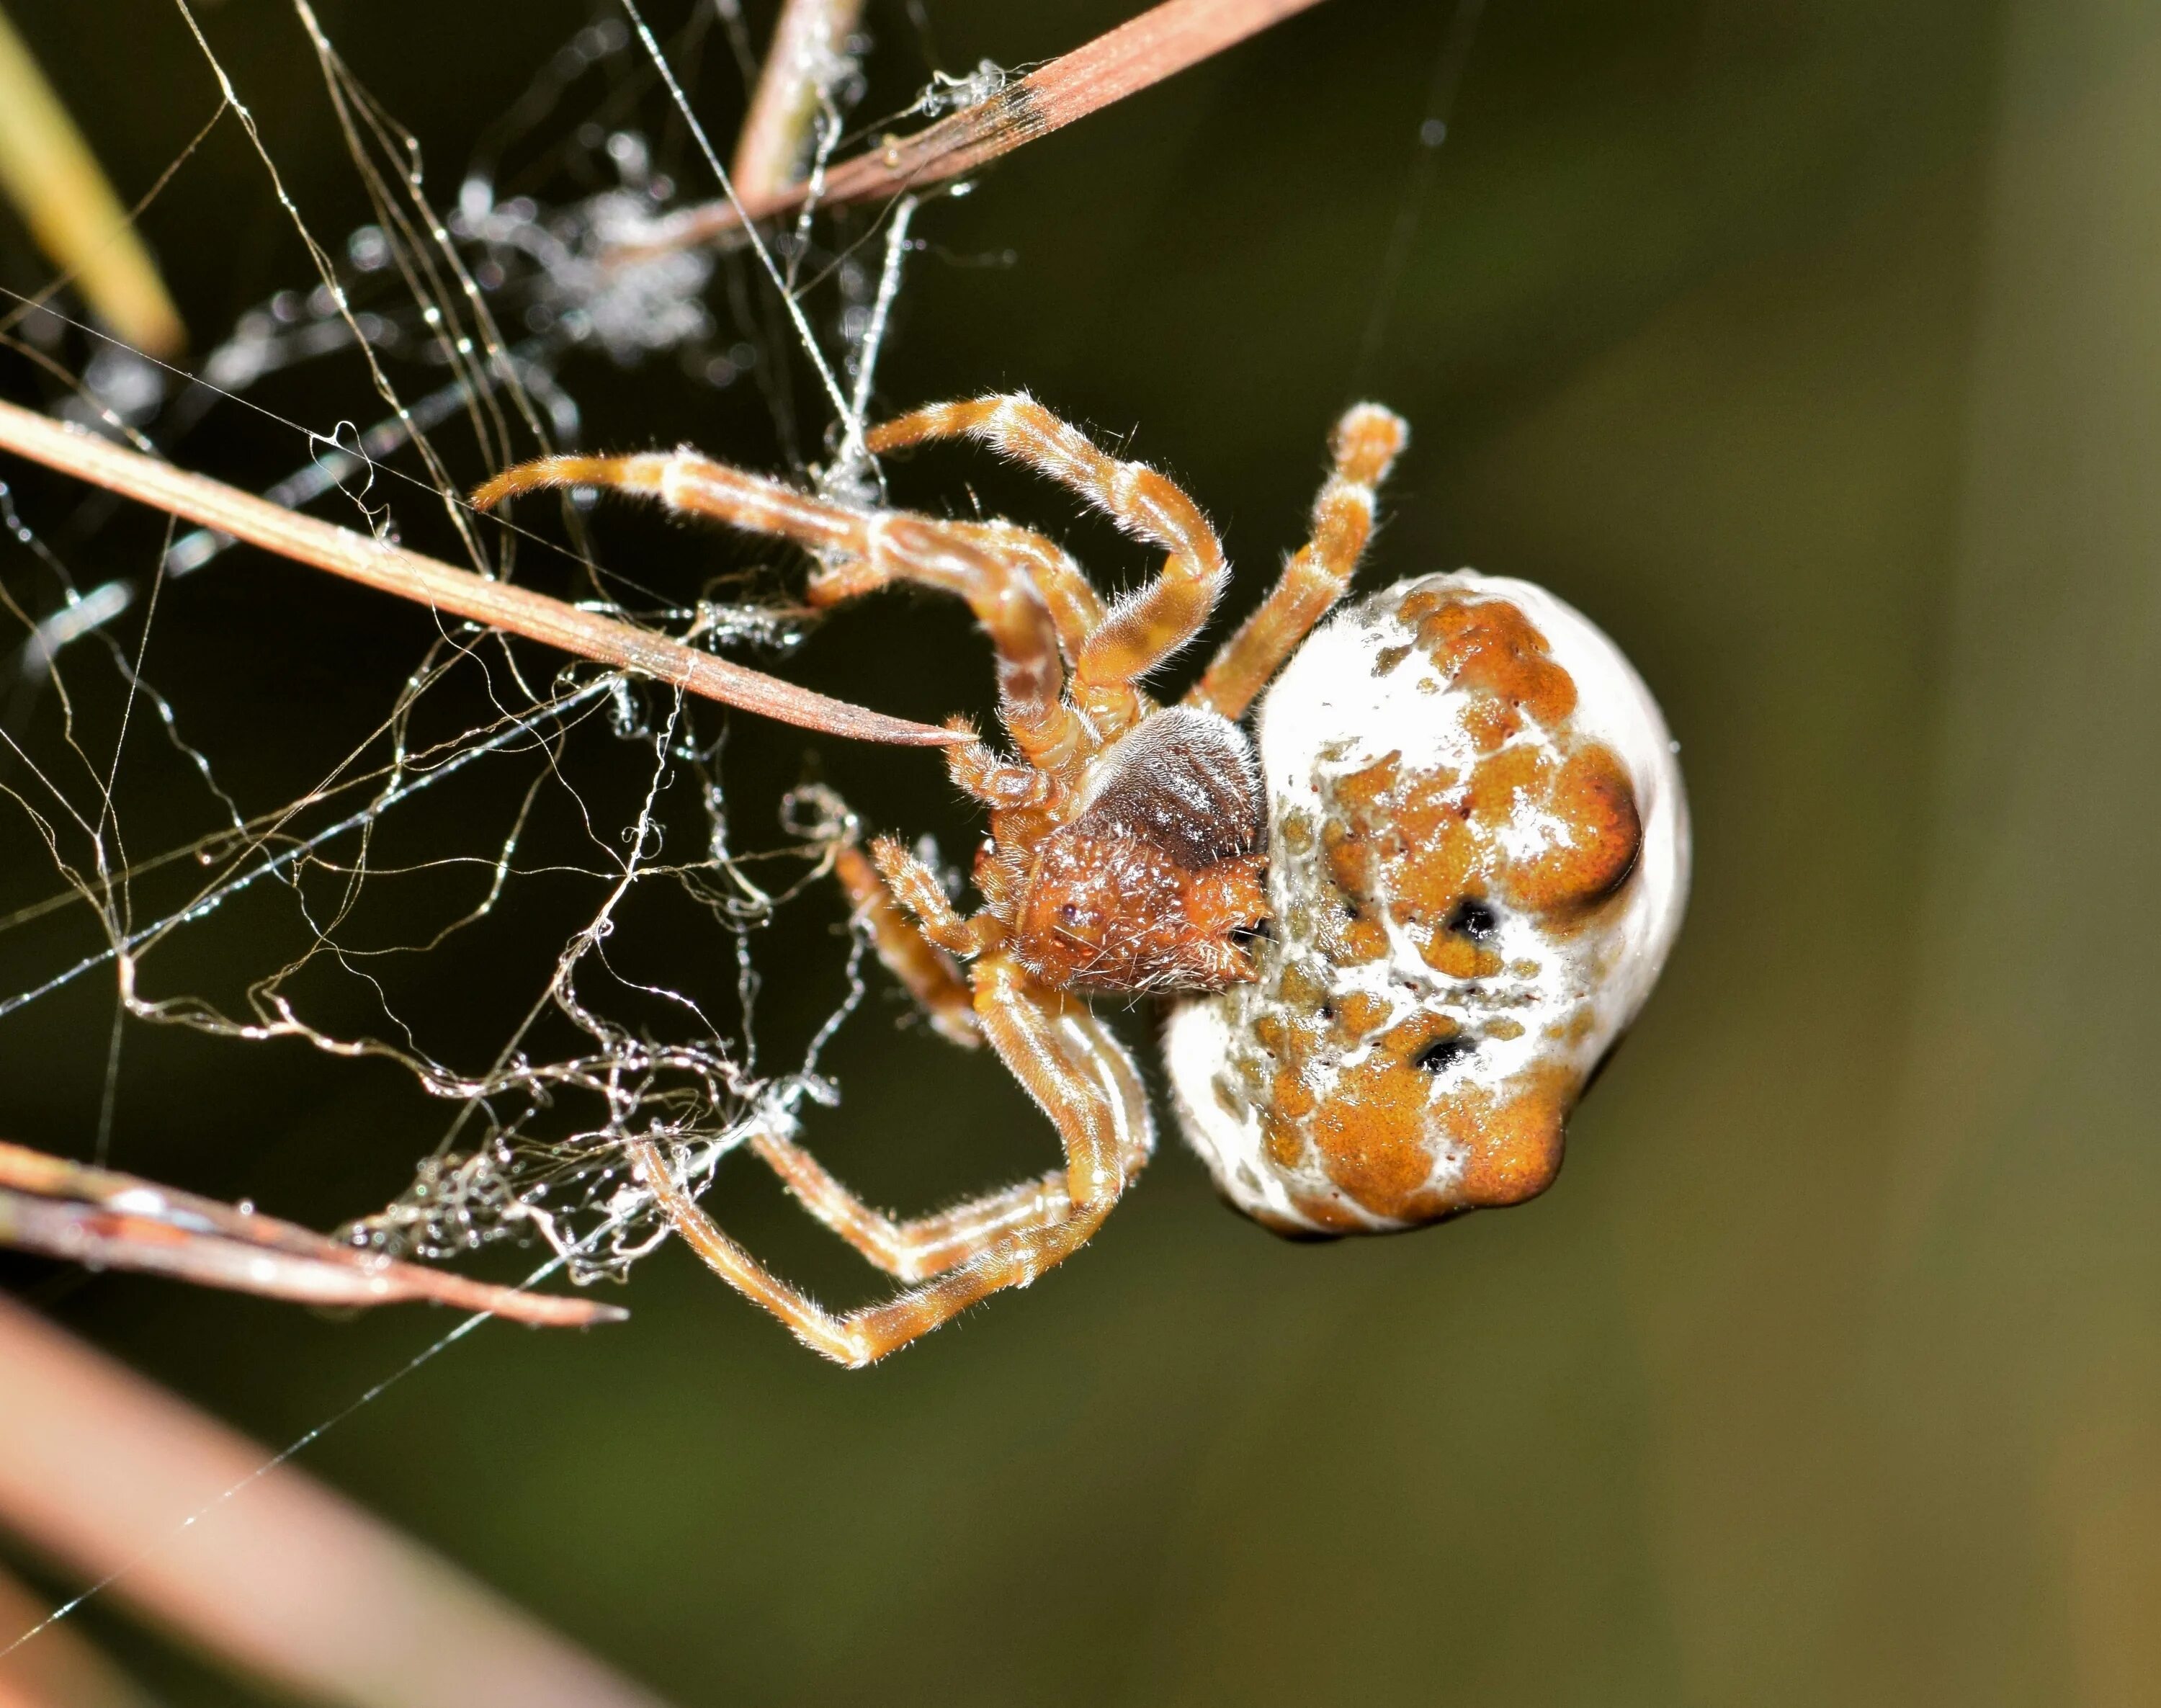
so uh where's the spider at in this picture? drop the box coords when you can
[475,394,1689,1365]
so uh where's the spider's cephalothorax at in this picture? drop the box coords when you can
[1003,705,1267,993]
[475,396,1688,1364]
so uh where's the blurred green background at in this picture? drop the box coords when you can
[3,0,2159,1702]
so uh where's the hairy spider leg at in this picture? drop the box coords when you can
[473,452,1094,776]
[941,731,1057,811]
[1188,403,1410,721]
[748,1137,1073,1282]
[867,833,985,954]
[759,954,1150,1280]
[743,822,1057,1279]
[833,837,980,1047]
[946,519,1105,664]
[866,395,1229,734]
[629,952,1149,1364]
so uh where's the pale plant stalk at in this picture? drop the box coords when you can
[0,1140,623,1327]
[0,1558,149,1708]
[0,1297,669,1707]
[0,398,958,748]
[610,0,1332,257]
[730,0,867,202]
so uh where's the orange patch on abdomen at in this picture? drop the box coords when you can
[1397,589,1578,733]
[1432,1067,1573,1210]
[1505,744,1642,916]
[1302,1042,1579,1223]
[1305,1016,1458,1220]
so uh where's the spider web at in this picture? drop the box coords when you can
[0,0,1500,1669]
[0,0,952,1291]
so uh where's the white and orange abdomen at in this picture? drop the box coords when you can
[1165,571,1690,1236]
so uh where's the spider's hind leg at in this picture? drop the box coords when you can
[749,1133,1073,1283]
[631,953,1150,1362]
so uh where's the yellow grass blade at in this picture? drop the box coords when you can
[0,3,185,356]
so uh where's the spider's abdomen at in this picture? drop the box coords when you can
[1163,572,1690,1236]
[1013,706,1269,993]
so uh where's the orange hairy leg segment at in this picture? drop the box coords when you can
[869,395,1229,733]
[627,954,1142,1365]
[750,1130,1071,1282]
[833,839,980,1047]
[1190,403,1408,721]
[475,449,1094,776]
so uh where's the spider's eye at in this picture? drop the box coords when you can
[1446,897,1500,942]
[1414,1034,1478,1074]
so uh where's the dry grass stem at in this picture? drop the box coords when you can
[612,0,1331,257]
[0,400,961,747]
[0,1297,670,1707]
[0,1558,151,1708]
[0,5,185,357]
[0,1140,625,1327]
[730,0,868,202]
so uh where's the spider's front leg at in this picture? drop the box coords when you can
[833,833,981,1050]
[868,396,1231,730]
[630,953,1150,1364]
[1186,403,1409,720]
[473,452,1095,777]
[944,520,1104,666]
[789,781,983,1045]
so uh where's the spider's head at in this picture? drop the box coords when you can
[1163,573,1691,1238]
[1009,707,1268,993]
